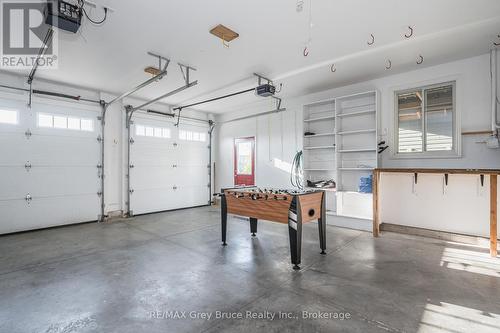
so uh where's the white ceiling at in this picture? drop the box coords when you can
[4,0,500,113]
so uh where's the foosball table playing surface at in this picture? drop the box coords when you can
[216,187,327,270]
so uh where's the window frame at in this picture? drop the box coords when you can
[393,80,460,159]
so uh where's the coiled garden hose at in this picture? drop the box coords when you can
[290,150,304,189]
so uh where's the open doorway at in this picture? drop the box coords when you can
[234,137,255,186]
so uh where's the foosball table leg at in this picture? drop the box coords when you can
[250,217,258,237]
[221,194,228,246]
[288,198,302,270]
[318,192,327,255]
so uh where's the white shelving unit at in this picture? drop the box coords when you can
[302,91,378,222]
[335,91,378,220]
[303,99,337,215]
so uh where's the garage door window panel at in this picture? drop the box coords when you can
[37,113,94,132]
[67,117,80,130]
[53,115,67,129]
[179,129,206,142]
[80,119,94,132]
[0,109,18,125]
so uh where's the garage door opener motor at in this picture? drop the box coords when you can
[44,0,82,33]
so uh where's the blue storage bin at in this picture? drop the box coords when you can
[358,175,373,193]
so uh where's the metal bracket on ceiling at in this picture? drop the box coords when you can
[175,108,183,127]
[179,63,197,86]
[107,61,169,108]
[27,28,54,108]
[272,96,283,110]
[208,120,216,135]
[28,82,33,108]
[254,73,272,86]
[174,64,198,127]
[125,105,134,128]
[147,52,171,72]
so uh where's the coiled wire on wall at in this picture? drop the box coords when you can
[291,150,304,189]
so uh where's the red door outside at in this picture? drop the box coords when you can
[234,137,255,186]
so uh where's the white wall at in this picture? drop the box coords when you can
[216,110,300,190]
[215,53,500,237]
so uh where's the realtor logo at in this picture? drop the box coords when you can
[1,0,58,69]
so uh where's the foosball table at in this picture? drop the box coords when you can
[216,187,327,270]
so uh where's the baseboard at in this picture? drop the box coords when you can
[381,223,500,249]
[326,215,372,232]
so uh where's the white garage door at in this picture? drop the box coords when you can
[129,113,210,215]
[0,93,102,234]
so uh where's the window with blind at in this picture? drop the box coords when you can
[395,81,457,157]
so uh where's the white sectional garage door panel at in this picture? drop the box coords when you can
[130,116,209,215]
[0,96,101,234]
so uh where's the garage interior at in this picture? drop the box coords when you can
[1,1,500,332]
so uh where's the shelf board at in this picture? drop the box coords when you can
[336,109,375,118]
[304,132,335,138]
[338,148,376,153]
[304,115,335,122]
[303,146,336,150]
[326,211,337,216]
[304,168,335,171]
[304,99,335,107]
[338,102,375,110]
[338,167,374,171]
[306,187,337,192]
[336,190,373,196]
[337,129,376,135]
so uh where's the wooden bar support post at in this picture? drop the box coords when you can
[372,169,380,237]
[491,174,497,257]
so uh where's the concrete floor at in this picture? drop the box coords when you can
[1,206,500,333]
